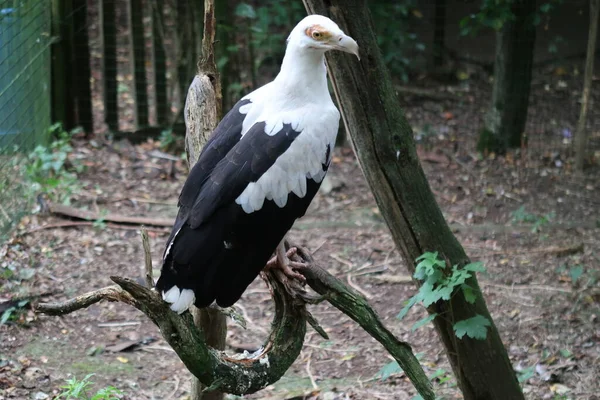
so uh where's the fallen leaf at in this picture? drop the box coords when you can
[116,356,129,363]
[550,384,570,394]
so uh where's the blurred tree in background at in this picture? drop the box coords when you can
[215,0,426,108]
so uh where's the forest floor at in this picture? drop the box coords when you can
[1,65,600,400]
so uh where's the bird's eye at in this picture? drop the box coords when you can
[312,31,322,40]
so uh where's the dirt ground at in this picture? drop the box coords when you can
[1,63,600,400]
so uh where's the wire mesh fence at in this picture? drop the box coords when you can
[0,0,52,237]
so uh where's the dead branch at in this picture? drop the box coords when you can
[43,199,173,227]
[36,242,434,399]
[19,221,170,236]
[36,285,130,315]
[293,246,434,399]
[141,229,154,288]
[395,85,458,101]
[465,242,584,257]
[37,273,307,395]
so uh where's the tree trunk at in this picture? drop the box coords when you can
[185,1,225,399]
[215,0,234,110]
[152,0,169,126]
[479,0,536,153]
[575,0,599,171]
[127,0,149,127]
[433,0,446,68]
[177,0,202,120]
[100,0,118,132]
[302,1,524,399]
[51,0,72,129]
[71,0,93,134]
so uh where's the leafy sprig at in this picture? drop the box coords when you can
[398,252,491,340]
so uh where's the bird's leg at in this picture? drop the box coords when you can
[265,239,308,282]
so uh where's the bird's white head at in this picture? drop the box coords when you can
[286,15,359,59]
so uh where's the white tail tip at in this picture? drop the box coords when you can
[162,286,196,314]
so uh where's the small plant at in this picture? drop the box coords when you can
[0,299,29,325]
[369,0,424,82]
[398,252,491,340]
[57,374,123,400]
[511,206,554,232]
[92,209,109,230]
[376,356,455,400]
[159,129,176,151]
[24,123,82,204]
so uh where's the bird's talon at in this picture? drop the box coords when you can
[286,247,298,257]
[289,261,309,269]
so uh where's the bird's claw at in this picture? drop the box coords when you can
[266,246,307,282]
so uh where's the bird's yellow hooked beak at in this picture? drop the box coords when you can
[332,34,360,60]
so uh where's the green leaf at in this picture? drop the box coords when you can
[415,252,446,279]
[429,368,447,381]
[448,268,471,286]
[411,313,437,331]
[463,261,486,272]
[559,348,573,358]
[397,295,419,320]
[376,361,403,381]
[453,315,491,340]
[1,307,15,325]
[569,265,584,284]
[517,365,535,383]
[461,284,477,304]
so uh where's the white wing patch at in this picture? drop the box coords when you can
[163,226,182,261]
[162,286,196,314]
[235,107,339,214]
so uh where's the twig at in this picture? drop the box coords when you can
[347,273,373,299]
[329,253,354,268]
[35,285,131,316]
[18,221,170,236]
[311,239,327,255]
[395,85,458,101]
[141,229,154,288]
[43,199,174,227]
[466,243,584,257]
[98,321,141,328]
[481,281,571,294]
[20,221,96,234]
[130,197,177,206]
[305,351,318,390]
[167,376,181,400]
[371,274,412,284]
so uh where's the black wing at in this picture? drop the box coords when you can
[163,98,250,250]
[178,98,252,210]
[187,122,301,228]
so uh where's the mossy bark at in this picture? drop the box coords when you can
[479,0,536,153]
[302,1,524,399]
